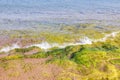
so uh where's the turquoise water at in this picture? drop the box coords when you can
[0,0,120,29]
[0,0,120,13]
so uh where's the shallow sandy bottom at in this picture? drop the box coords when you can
[0,58,63,80]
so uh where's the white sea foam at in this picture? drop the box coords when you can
[79,37,92,45]
[26,42,59,50]
[0,43,20,53]
[93,31,119,42]
[0,31,119,53]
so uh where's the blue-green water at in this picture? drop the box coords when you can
[0,0,120,14]
[0,0,120,29]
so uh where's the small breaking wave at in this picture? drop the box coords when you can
[0,44,20,53]
[0,31,119,53]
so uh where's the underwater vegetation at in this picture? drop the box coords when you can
[0,0,120,79]
[0,31,120,80]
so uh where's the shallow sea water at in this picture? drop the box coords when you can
[0,0,120,29]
